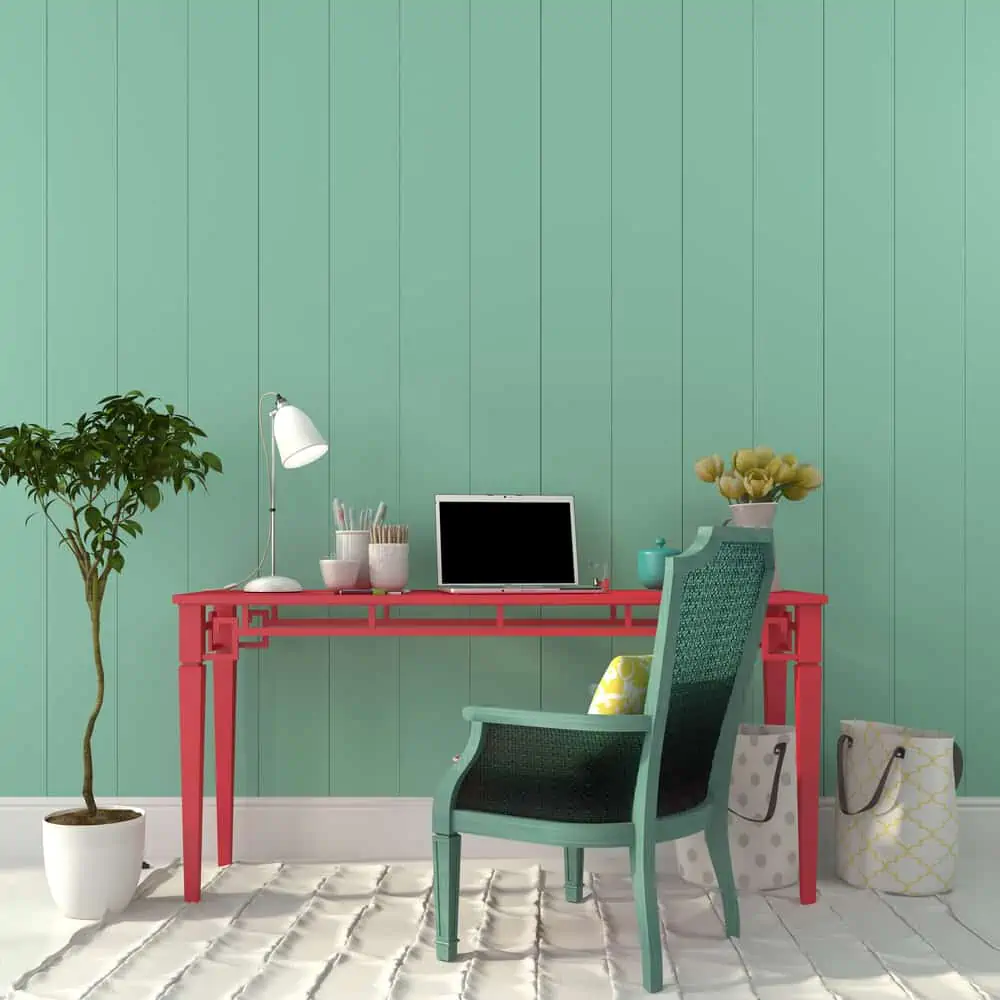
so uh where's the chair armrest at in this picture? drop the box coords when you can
[462,705,650,734]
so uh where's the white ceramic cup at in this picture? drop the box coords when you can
[368,543,409,591]
[319,558,360,591]
[335,530,370,587]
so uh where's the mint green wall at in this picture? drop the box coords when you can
[1,0,997,800]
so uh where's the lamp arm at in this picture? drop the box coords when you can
[269,406,277,579]
[221,391,280,590]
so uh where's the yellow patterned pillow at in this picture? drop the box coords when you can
[588,655,652,715]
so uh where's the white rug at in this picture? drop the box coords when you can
[6,860,1000,999]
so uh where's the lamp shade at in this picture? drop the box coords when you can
[272,402,329,469]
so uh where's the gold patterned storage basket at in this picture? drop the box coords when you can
[835,720,962,895]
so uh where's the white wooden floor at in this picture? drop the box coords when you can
[2,858,999,999]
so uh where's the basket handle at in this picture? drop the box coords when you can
[837,733,905,816]
[729,740,788,824]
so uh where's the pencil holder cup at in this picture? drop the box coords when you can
[335,530,370,588]
[368,543,409,591]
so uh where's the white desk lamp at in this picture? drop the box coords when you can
[244,392,329,593]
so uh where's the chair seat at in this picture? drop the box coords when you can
[455,757,709,823]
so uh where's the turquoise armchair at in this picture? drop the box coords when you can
[431,525,775,993]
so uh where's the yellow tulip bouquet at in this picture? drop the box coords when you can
[694,447,822,504]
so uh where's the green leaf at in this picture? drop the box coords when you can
[202,451,222,473]
[141,484,161,510]
[84,506,103,532]
[108,551,125,573]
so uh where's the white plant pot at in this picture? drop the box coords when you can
[728,502,781,590]
[43,807,146,919]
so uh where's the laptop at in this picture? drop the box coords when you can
[436,494,591,593]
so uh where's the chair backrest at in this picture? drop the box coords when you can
[634,525,775,822]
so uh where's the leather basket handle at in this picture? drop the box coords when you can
[729,741,788,824]
[837,733,905,816]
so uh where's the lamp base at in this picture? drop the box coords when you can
[244,575,304,593]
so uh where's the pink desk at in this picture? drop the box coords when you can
[173,587,827,904]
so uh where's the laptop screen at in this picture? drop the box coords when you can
[436,495,579,587]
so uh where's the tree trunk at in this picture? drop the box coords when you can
[83,590,104,817]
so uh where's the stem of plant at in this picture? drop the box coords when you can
[82,585,104,817]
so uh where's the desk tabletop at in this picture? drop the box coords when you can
[173,587,828,608]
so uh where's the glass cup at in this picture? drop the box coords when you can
[587,561,610,591]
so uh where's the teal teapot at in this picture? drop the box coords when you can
[637,537,681,590]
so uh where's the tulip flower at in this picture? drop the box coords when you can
[743,468,774,500]
[794,464,823,490]
[753,446,775,467]
[783,484,809,501]
[718,474,745,501]
[733,448,758,475]
[694,454,724,483]
[766,456,798,485]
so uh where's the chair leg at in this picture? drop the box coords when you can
[564,847,584,903]
[705,811,740,938]
[433,833,461,961]
[630,839,663,993]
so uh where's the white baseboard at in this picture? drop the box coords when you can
[3,796,997,871]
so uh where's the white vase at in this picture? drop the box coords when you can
[43,807,146,919]
[728,502,780,590]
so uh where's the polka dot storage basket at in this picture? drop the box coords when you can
[676,724,799,891]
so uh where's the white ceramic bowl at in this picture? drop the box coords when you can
[319,558,360,591]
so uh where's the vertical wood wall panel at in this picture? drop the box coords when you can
[45,0,119,797]
[468,0,542,710]
[753,1,823,594]
[822,0,895,791]
[753,0,824,722]
[116,0,189,795]
[893,1,966,744]
[397,0,472,796]
[681,1,755,720]
[963,0,1000,794]
[0,0,46,795]
[610,0,683,615]
[329,0,401,797]
[188,0,261,796]
[540,0,613,713]
[257,0,331,797]
[681,2,754,546]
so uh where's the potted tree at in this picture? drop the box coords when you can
[0,392,222,918]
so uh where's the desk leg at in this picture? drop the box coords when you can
[794,605,823,905]
[179,606,206,904]
[211,604,238,869]
[214,654,237,867]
